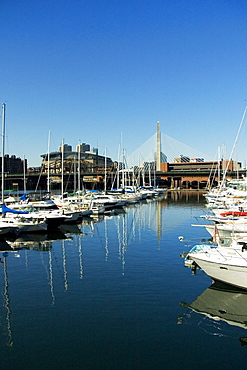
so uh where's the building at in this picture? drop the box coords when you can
[59,143,72,152]
[174,155,190,163]
[76,142,90,153]
[0,155,27,174]
[41,144,114,179]
[159,159,242,189]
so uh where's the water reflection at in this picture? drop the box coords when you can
[0,192,206,355]
[48,249,55,305]
[2,253,13,347]
[180,281,247,346]
[5,229,71,251]
[0,196,172,347]
[170,190,204,203]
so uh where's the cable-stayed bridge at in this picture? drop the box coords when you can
[126,131,213,168]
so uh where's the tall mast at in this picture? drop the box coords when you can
[47,130,51,193]
[23,155,26,193]
[78,140,81,193]
[74,155,76,193]
[217,146,221,186]
[104,148,107,193]
[117,143,120,189]
[1,103,6,204]
[61,139,64,199]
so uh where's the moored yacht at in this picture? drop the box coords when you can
[186,237,247,290]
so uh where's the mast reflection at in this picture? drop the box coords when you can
[3,253,13,347]
[49,250,55,305]
[62,240,68,291]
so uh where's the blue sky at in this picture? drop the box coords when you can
[1,0,247,167]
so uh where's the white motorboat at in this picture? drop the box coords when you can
[84,192,127,210]
[186,237,247,290]
[138,187,155,199]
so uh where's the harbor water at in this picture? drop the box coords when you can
[1,192,247,369]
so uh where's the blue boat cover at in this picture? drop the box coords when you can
[1,204,29,214]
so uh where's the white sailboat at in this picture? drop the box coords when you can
[0,104,20,236]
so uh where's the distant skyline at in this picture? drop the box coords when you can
[1,0,247,167]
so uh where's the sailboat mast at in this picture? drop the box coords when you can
[217,146,221,186]
[220,105,247,191]
[1,103,6,204]
[74,155,76,193]
[78,140,81,193]
[117,143,120,189]
[61,139,64,199]
[23,155,26,193]
[104,148,107,193]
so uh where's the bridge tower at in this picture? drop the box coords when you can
[156,121,161,171]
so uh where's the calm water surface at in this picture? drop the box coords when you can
[1,192,247,369]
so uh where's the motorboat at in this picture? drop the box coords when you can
[84,192,127,210]
[186,237,247,290]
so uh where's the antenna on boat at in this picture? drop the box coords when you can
[47,130,51,193]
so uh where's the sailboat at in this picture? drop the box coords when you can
[0,104,20,236]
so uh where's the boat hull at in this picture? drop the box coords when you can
[192,255,247,290]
